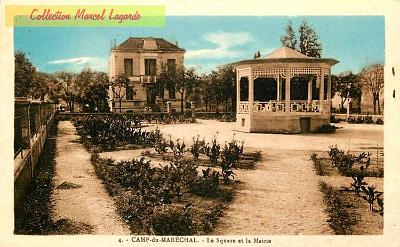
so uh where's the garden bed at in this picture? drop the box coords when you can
[315,145,384,235]
[319,182,383,235]
[91,154,239,235]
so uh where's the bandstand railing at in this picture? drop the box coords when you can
[238,100,329,113]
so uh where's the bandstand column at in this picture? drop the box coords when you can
[285,67,291,113]
[276,76,281,100]
[236,71,240,113]
[327,69,332,113]
[249,70,254,115]
[319,72,325,113]
[307,79,312,106]
[327,69,332,101]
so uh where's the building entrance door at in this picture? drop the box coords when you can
[300,117,311,133]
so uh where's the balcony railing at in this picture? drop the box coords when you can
[238,100,329,113]
[140,75,157,83]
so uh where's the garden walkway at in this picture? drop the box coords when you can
[213,148,332,235]
[51,121,130,234]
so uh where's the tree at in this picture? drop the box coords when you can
[332,72,362,110]
[359,63,384,115]
[47,77,64,104]
[110,74,131,112]
[15,52,36,97]
[298,20,322,58]
[196,75,216,112]
[55,71,78,112]
[253,50,261,59]
[75,69,110,112]
[29,72,51,100]
[217,65,236,112]
[180,67,198,113]
[280,20,297,50]
[164,65,197,113]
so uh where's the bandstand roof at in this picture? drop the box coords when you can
[230,47,339,67]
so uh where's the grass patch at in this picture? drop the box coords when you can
[319,181,358,235]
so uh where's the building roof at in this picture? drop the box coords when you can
[265,47,310,59]
[114,37,185,52]
[230,46,339,67]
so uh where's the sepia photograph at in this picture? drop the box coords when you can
[2,1,399,246]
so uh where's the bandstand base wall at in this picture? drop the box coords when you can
[235,113,329,134]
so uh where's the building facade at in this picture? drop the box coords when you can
[108,37,185,112]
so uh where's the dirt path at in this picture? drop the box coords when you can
[51,121,130,235]
[214,149,333,235]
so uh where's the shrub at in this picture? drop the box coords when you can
[74,115,162,151]
[330,115,340,123]
[375,118,384,125]
[190,135,205,160]
[318,124,337,133]
[319,181,357,235]
[326,146,384,216]
[310,153,324,175]
[201,203,224,233]
[204,136,221,165]
[189,168,220,197]
[328,146,355,175]
[219,137,243,184]
[328,146,371,177]
[158,161,198,201]
[172,139,186,158]
[154,137,169,155]
[253,150,262,162]
[360,186,383,212]
[151,204,193,235]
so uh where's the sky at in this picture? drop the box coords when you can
[14,16,384,75]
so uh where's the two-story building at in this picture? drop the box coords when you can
[108,37,185,112]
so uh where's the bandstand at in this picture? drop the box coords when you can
[231,47,339,133]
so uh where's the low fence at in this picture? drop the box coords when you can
[14,98,56,207]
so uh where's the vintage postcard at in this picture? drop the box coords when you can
[1,0,399,246]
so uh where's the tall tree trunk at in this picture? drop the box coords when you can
[377,94,381,115]
[340,98,345,110]
[180,91,184,113]
[372,94,377,115]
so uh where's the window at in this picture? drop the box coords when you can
[126,86,134,100]
[168,88,176,99]
[145,59,157,75]
[124,59,133,77]
[167,59,176,72]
